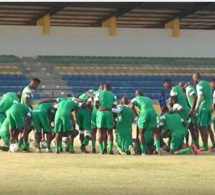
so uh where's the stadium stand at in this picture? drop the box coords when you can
[36,56,215,100]
[0,55,214,100]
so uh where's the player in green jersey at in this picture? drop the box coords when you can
[159,106,199,155]
[88,85,104,153]
[54,99,85,154]
[21,78,40,108]
[210,79,215,143]
[76,90,94,153]
[94,83,117,154]
[183,82,200,148]
[0,118,10,150]
[111,97,135,155]
[163,79,190,122]
[131,90,162,156]
[168,96,189,144]
[32,103,55,152]
[7,102,32,151]
[0,92,20,128]
[193,73,212,152]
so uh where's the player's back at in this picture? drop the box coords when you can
[98,90,116,109]
[163,113,185,136]
[8,103,29,115]
[116,105,134,133]
[34,103,52,112]
[56,100,78,116]
[135,96,153,112]
[185,85,196,108]
[171,86,189,110]
[197,80,212,109]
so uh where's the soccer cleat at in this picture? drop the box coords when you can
[22,148,31,153]
[156,148,163,155]
[92,148,96,154]
[109,151,114,155]
[69,150,75,154]
[190,146,197,155]
[129,145,136,156]
[80,146,90,153]
[46,148,52,153]
[36,148,42,153]
[103,148,107,154]
[141,153,146,156]
[191,144,201,155]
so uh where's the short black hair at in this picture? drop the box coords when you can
[104,83,111,90]
[32,78,41,83]
[170,96,178,102]
[210,78,215,83]
[163,78,171,84]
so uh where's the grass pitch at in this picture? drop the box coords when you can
[1,148,215,195]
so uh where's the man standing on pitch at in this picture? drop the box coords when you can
[94,83,117,155]
[192,73,212,152]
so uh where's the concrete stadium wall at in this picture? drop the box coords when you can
[0,25,215,57]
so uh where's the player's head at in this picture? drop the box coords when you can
[161,105,169,114]
[168,96,178,107]
[185,81,194,88]
[65,94,72,97]
[104,83,111,91]
[98,83,103,90]
[193,73,201,84]
[178,81,185,88]
[135,90,143,97]
[163,79,172,89]
[29,78,41,89]
[210,78,215,90]
[121,97,129,105]
[16,91,21,102]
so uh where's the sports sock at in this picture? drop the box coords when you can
[83,137,89,146]
[18,139,23,148]
[140,145,146,154]
[203,141,208,151]
[212,141,215,148]
[109,141,113,152]
[47,142,51,149]
[59,143,63,151]
[99,143,103,153]
[92,140,96,149]
[155,140,160,149]
[67,143,74,151]
[36,141,40,149]
[104,140,107,149]
[23,140,29,150]
[178,147,191,154]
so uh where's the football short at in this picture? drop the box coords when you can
[54,114,73,133]
[138,109,157,129]
[198,108,211,127]
[76,108,91,131]
[96,110,114,129]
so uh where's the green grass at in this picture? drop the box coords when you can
[1,149,215,195]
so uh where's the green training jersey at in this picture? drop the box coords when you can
[0,92,19,111]
[33,103,53,113]
[185,85,196,108]
[159,113,185,137]
[95,90,117,109]
[170,86,190,111]
[8,103,31,117]
[131,96,154,113]
[213,91,215,104]
[115,105,135,134]
[21,86,33,107]
[79,89,95,100]
[196,80,212,109]
[55,100,80,116]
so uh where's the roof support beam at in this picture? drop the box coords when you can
[93,2,143,27]
[37,14,50,35]
[102,17,116,36]
[165,18,179,37]
[28,2,70,25]
[154,2,212,28]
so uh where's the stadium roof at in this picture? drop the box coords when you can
[0,2,215,29]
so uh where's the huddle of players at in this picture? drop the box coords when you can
[0,72,214,156]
